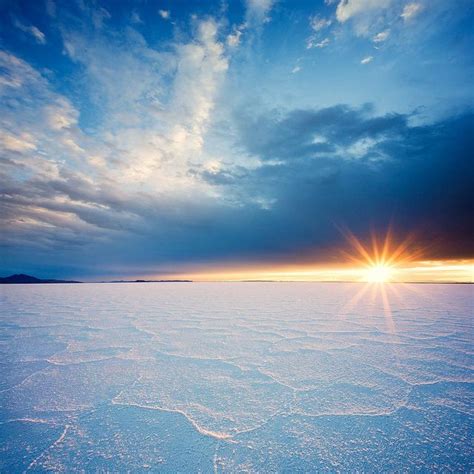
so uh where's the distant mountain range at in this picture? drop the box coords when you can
[0,274,81,284]
[0,274,193,284]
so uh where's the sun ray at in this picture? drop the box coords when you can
[380,284,395,333]
[371,228,381,264]
[337,224,377,267]
[336,282,371,319]
[381,225,392,264]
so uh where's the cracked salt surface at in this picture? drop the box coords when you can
[0,282,472,472]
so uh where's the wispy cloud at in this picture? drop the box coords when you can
[310,15,332,31]
[336,0,392,23]
[373,29,390,43]
[131,11,143,24]
[227,27,243,47]
[0,130,37,152]
[245,0,275,25]
[401,3,423,22]
[360,55,373,64]
[307,37,330,49]
[307,14,332,50]
[13,20,46,44]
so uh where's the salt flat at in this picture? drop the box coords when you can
[0,282,472,472]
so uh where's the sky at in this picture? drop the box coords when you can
[0,0,473,281]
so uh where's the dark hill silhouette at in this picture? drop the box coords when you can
[0,274,81,284]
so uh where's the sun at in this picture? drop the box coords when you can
[364,264,394,283]
[339,225,424,283]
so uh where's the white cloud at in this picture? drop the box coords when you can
[307,37,330,49]
[401,2,423,21]
[346,137,380,158]
[0,51,89,198]
[316,38,330,48]
[158,10,170,20]
[44,98,79,131]
[306,14,332,49]
[227,0,273,48]
[14,20,46,44]
[60,28,165,130]
[58,15,231,190]
[310,15,332,31]
[360,55,374,64]
[336,0,392,23]
[373,29,390,42]
[167,20,228,160]
[291,66,301,74]
[61,136,84,154]
[0,51,42,91]
[0,131,37,152]
[245,0,275,25]
[30,26,46,44]
[227,27,243,47]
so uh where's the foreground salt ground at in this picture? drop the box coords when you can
[0,282,472,472]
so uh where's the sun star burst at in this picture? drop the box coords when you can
[339,225,424,283]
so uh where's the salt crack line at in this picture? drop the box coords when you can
[0,417,51,425]
[111,374,144,403]
[0,366,52,394]
[111,400,234,441]
[25,424,70,472]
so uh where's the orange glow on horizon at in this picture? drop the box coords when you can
[151,258,473,283]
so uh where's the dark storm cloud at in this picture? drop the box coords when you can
[198,106,474,262]
[236,104,407,161]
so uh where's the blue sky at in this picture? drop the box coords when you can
[0,0,473,278]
